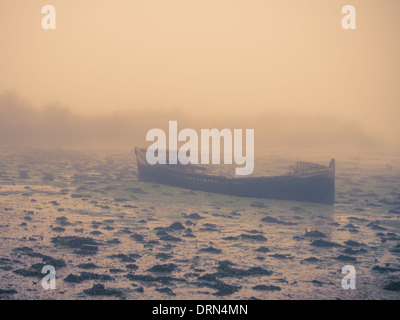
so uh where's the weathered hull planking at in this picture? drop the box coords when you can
[135,148,335,204]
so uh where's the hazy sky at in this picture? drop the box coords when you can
[1,0,399,145]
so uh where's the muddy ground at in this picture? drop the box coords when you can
[1,147,400,300]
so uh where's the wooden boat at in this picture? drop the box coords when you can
[134,148,335,204]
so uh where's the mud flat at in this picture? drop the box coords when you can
[0,147,400,300]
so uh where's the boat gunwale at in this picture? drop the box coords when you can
[135,147,334,184]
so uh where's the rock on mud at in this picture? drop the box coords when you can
[252,284,281,291]
[83,284,123,298]
[260,216,296,226]
[148,263,178,273]
[310,240,342,248]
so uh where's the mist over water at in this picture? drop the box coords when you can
[1,0,400,154]
[0,92,391,157]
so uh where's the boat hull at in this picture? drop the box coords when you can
[135,148,335,205]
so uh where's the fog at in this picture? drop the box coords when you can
[0,92,387,154]
[1,1,399,153]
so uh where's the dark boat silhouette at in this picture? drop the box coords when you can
[135,148,335,204]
